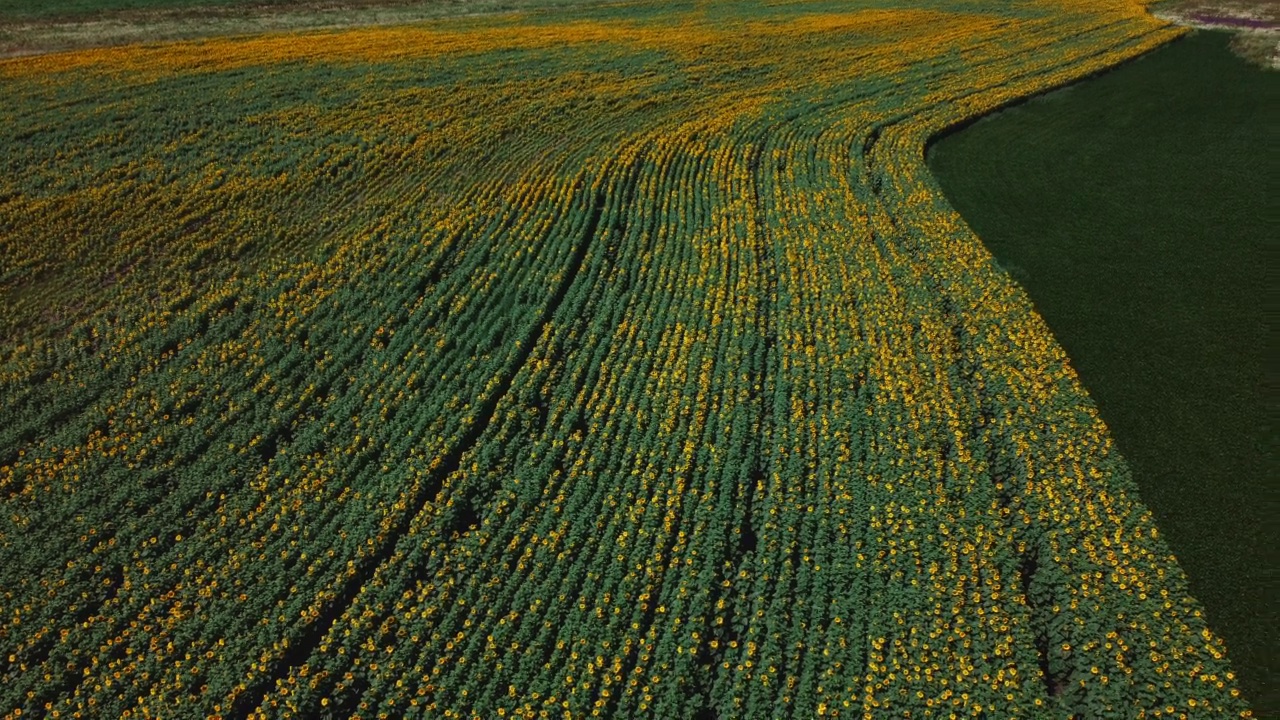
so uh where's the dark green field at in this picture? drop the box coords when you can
[929,29,1278,714]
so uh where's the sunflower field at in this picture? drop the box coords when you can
[0,0,1252,718]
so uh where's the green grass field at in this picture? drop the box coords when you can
[929,29,1278,714]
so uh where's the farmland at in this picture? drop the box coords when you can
[0,0,610,58]
[929,29,1278,715]
[1,0,350,20]
[0,1,1254,719]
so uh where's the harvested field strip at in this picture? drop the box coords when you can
[930,29,1278,714]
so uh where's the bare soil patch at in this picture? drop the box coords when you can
[0,0,600,58]
[1154,0,1280,67]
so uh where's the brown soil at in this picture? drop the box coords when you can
[0,0,605,59]
[1154,0,1280,67]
